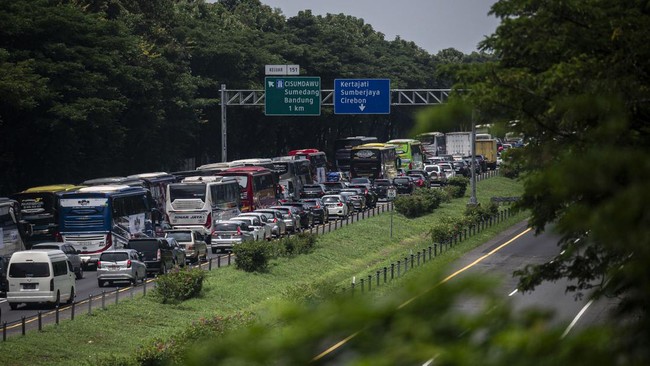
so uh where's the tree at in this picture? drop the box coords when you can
[455,0,650,361]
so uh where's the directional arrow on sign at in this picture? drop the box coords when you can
[334,78,390,115]
[359,104,366,111]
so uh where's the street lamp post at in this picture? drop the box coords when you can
[468,109,478,206]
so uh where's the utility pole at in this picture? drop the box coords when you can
[468,109,478,206]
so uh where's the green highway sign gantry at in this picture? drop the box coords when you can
[265,76,321,116]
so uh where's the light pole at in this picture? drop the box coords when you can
[468,109,478,206]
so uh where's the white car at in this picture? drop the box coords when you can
[438,162,456,179]
[321,194,350,218]
[231,216,270,241]
[236,212,276,239]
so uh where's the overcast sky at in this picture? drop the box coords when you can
[260,0,500,55]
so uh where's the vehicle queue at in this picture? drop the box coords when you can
[1,132,514,309]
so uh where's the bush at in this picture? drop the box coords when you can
[446,176,469,197]
[153,267,207,304]
[279,232,317,257]
[464,202,499,225]
[429,216,465,243]
[233,241,274,272]
[394,188,445,218]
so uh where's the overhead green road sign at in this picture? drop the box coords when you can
[265,76,321,116]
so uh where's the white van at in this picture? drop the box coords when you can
[6,250,76,310]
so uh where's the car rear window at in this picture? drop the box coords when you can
[9,262,50,277]
[394,178,410,184]
[375,180,391,186]
[214,223,240,232]
[166,232,192,242]
[127,240,159,255]
[31,244,61,250]
[304,185,323,191]
[322,197,340,203]
[100,252,129,262]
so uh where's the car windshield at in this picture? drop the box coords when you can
[9,262,50,277]
[127,241,159,255]
[214,223,241,232]
[322,197,341,203]
[165,232,192,242]
[100,252,129,262]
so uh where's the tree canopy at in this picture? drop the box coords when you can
[0,0,486,194]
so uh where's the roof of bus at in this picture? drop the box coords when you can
[73,185,146,194]
[126,172,175,180]
[21,184,83,193]
[288,149,324,155]
[386,139,422,144]
[352,143,397,150]
[197,161,245,171]
[218,166,272,174]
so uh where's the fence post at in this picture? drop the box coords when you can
[422,249,427,263]
[428,246,432,260]
[351,281,355,296]
[21,316,26,336]
[71,301,75,321]
[361,278,365,293]
[368,275,372,291]
[376,271,380,286]
[209,257,213,270]
[384,267,387,283]
[101,291,106,310]
[397,260,401,277]
[38,311,42,331]
[88,294,92,314]
[404,257,408,273]
[55,305,59,325]
[2,322,6,342]
[228,253,231,266]
[115,288,119,305]
[417,251,421,266]
[434,243,438,256]
[391,263,395,280]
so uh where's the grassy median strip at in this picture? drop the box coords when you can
[0,177,525,366]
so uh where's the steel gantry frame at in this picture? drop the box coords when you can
[219,84,453,162]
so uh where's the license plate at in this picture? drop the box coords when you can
[22,283,36,290]
[110,265,119,271]
[219,235,231,239]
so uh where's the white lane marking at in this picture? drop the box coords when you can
[508,289,518,297]
[0,299,7,304]
[561,299,594,339]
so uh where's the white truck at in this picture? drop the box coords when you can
[445,132,472,157]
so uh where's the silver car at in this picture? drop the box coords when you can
[97,249,147,287]
[31,242,83,280]
[210,220,255,253]
[254,209,288,237]
[231,216,270,241]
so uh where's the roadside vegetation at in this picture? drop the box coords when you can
[0,177,525,365]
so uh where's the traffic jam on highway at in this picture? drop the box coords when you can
[0,132,513,316]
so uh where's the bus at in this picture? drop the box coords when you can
[334,136,378,172]
[415,132,446,158]
[288,149,328,183]
[0,197,28,256]
[349,143,399,180]
[271,158,312,199]
[216,166,277,212]
[12,184,83,248]
[126,172,177,228]
[386,139,425,171]
[57,185,157,268]
[165,176,241,235]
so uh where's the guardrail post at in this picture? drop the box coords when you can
[391,263,395,280]
[376,271,380,286]
[417,252,421,266]
[428,246,432,259]
[3,321,6,341]
[143,280,147,296]
[71,301,75,321]
[404,257,408,273]
[38,311,42,331]
[209,257,213,270]
[397,260,401,277]
[21,316,26,335]
[55,305,60,325]
[411,254,415,269]
[422,249,426,263]
[228,253,232,265]
[434,243,438,256]
[88,294,92,314]
[383,267,387,283]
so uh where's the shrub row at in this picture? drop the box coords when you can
[233,233,317,272]
[445,176,470,198]
[152,267,207,304]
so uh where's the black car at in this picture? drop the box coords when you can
[276,202,314,229]
[393,176,416,194]
[300,184,327,199]
[347,184,378,208]
[299,198,329,224]
[0,255,11,295]
[371,179,394,200]
[126,238,177,276]
[406,172,430,189]
[452,160,470,177]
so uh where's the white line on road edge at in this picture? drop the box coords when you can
[0,299,6,304]
[561,299,594,339]
[508,289,518,297]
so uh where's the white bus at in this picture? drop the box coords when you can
[165,176,241,235]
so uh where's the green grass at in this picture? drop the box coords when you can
[0,176,525,366]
